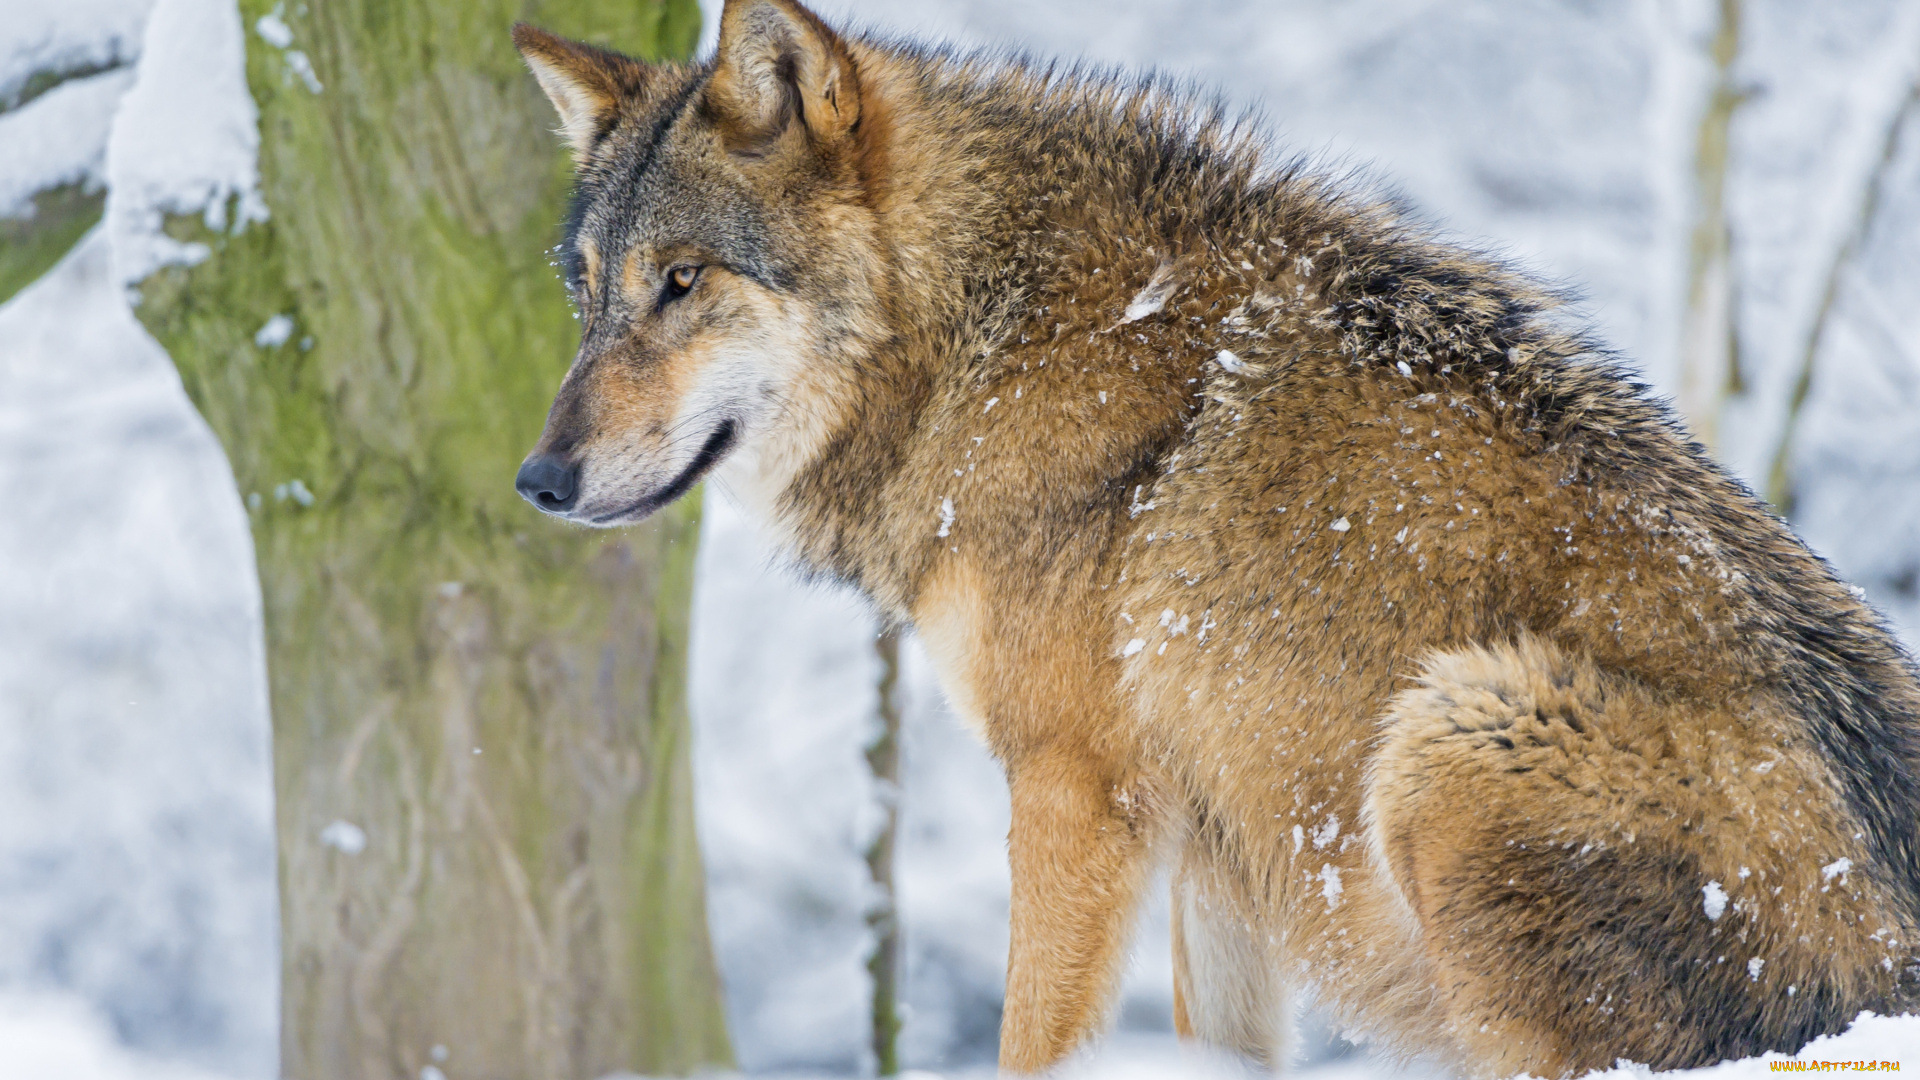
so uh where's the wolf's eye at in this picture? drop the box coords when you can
[665,265,701,300]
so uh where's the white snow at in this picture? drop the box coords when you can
[1823,857,1854,882]
[691,496,888,1069]
[1316,864,1344,909]
[251,10,291,50]
[1120,264,1179,324]
[0,0,152,107]
[250,312,291,348]
[1720,3,1920,484]
[692,494,1034,1070]
[0,0,275,1073]
[0,67,135,218]
[104,0,265,286]
[1311,815,1340,850]
[0,229,277,1077]
[251,10,321,95]
[1579,1012,1920,1080]
[1703,881,1728,921]
[0,990,241,1080]
[317,820,366,855]
[279,49,320,94]
[1215,349,1245,373]
[937,496,955,538]
[272,478,312,506]
[691,507,883,1068]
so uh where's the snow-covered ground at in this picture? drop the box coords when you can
[4,0,1920,1076]
[0,1,275,1078]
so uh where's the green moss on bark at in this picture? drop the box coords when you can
[132,1,727,1076]
[0,183,106,308]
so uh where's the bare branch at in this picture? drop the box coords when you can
[866,626,905,1075]
[1765,69,1920,513]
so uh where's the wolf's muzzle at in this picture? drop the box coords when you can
[516,453,579,513]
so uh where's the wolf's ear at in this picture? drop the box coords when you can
[708,0,861,153]
[513,24,648,166]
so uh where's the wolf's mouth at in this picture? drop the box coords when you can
[592,419,738,525]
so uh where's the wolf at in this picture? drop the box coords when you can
[509,2,1920,1073]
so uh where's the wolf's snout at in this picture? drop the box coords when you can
[516,454,579,513]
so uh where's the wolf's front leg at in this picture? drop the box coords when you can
[999,745,1160,1072]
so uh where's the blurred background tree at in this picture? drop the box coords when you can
[128,0,731,1076]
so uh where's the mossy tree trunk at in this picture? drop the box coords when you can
[132,1,731,1077]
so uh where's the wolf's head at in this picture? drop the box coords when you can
[512,0,886,526]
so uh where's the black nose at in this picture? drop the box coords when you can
[516,454,578,513]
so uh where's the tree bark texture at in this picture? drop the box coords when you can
[866,628,904,1076]
[131,1,731,1077]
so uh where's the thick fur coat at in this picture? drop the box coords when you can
[510,3,1920,1073]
